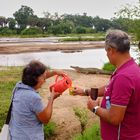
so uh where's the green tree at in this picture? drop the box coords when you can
[111,17,132,32]
[27,15,39,27]
[74,13,93,28]
[115,1,140,65]
[59,22,72,34]
[7,18,16,30]
[13,5,34,30]
[48,24,61,35]
[0,16,7,27]
[61,13,93,28]
[93,16,112,32]
[42,12,54,32]
[36,18,46,31]
[115,0,140,40]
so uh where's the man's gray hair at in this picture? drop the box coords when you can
[105,29,130,53]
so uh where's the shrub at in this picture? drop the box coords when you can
[44,122,56,139]
[73,123,101,140]
[0,67,22,131]
[85,28,96,33]
[48,25,62,35]
[48,23,72,35]
[102,62,116,72]
[75,26,86,34]
[21,27,42,35]
[73,107,88,132]
[0,27,16,35]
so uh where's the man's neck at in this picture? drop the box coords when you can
[115,53,131,69]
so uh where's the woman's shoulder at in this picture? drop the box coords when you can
[15,82,41,99]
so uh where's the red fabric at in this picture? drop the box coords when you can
[101,58,140,140]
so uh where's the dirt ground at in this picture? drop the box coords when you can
[39,69,110,140]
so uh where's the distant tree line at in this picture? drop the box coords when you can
[0,5,139,36]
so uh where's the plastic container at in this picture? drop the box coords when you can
[106,96,111,109]
[50,74,72,94]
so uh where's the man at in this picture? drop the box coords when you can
[73,30,140,140]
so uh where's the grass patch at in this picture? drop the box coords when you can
[73,107,88,132]
[0,66,22,131]
[102,62,116,72]
[44,121,56,139]
[20,34,50,38]
[73,123,101,140]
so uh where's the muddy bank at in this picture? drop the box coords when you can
[0,42,105,54]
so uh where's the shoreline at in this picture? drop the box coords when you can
[0,41,105,54]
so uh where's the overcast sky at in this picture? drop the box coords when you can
[0,0,138,19]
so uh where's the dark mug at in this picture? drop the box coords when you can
[90,88,98,100]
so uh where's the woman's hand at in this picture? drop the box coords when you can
[49,88,61,100]
[53,70,65,76]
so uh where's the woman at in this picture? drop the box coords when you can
[9,60,63,140]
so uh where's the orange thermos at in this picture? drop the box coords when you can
[50,74,72,94]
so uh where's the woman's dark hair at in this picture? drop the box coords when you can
[22,60,47,87]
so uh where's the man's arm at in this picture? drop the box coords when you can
[96,104,126,125]
[87,98,127,126]
[98,85,106,97]
[84,85,106,97]
[72,85,106,97]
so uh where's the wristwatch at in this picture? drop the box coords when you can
[92,106,100,114]
[84,89,89,96]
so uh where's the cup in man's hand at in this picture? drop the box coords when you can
[90,88,98,100]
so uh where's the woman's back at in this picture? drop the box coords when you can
[9,82,45,140]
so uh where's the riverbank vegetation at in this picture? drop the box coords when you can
[102,62,116,72]
[59,36,105,42]
[0,2,140,43]
[0,67,21,131]
[73,123,100,140]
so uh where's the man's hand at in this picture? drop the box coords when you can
[87,97,99,111]
[72,87,85,96]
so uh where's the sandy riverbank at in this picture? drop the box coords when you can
[0,41,105,54]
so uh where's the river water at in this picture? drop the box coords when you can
[0,47,138,69]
